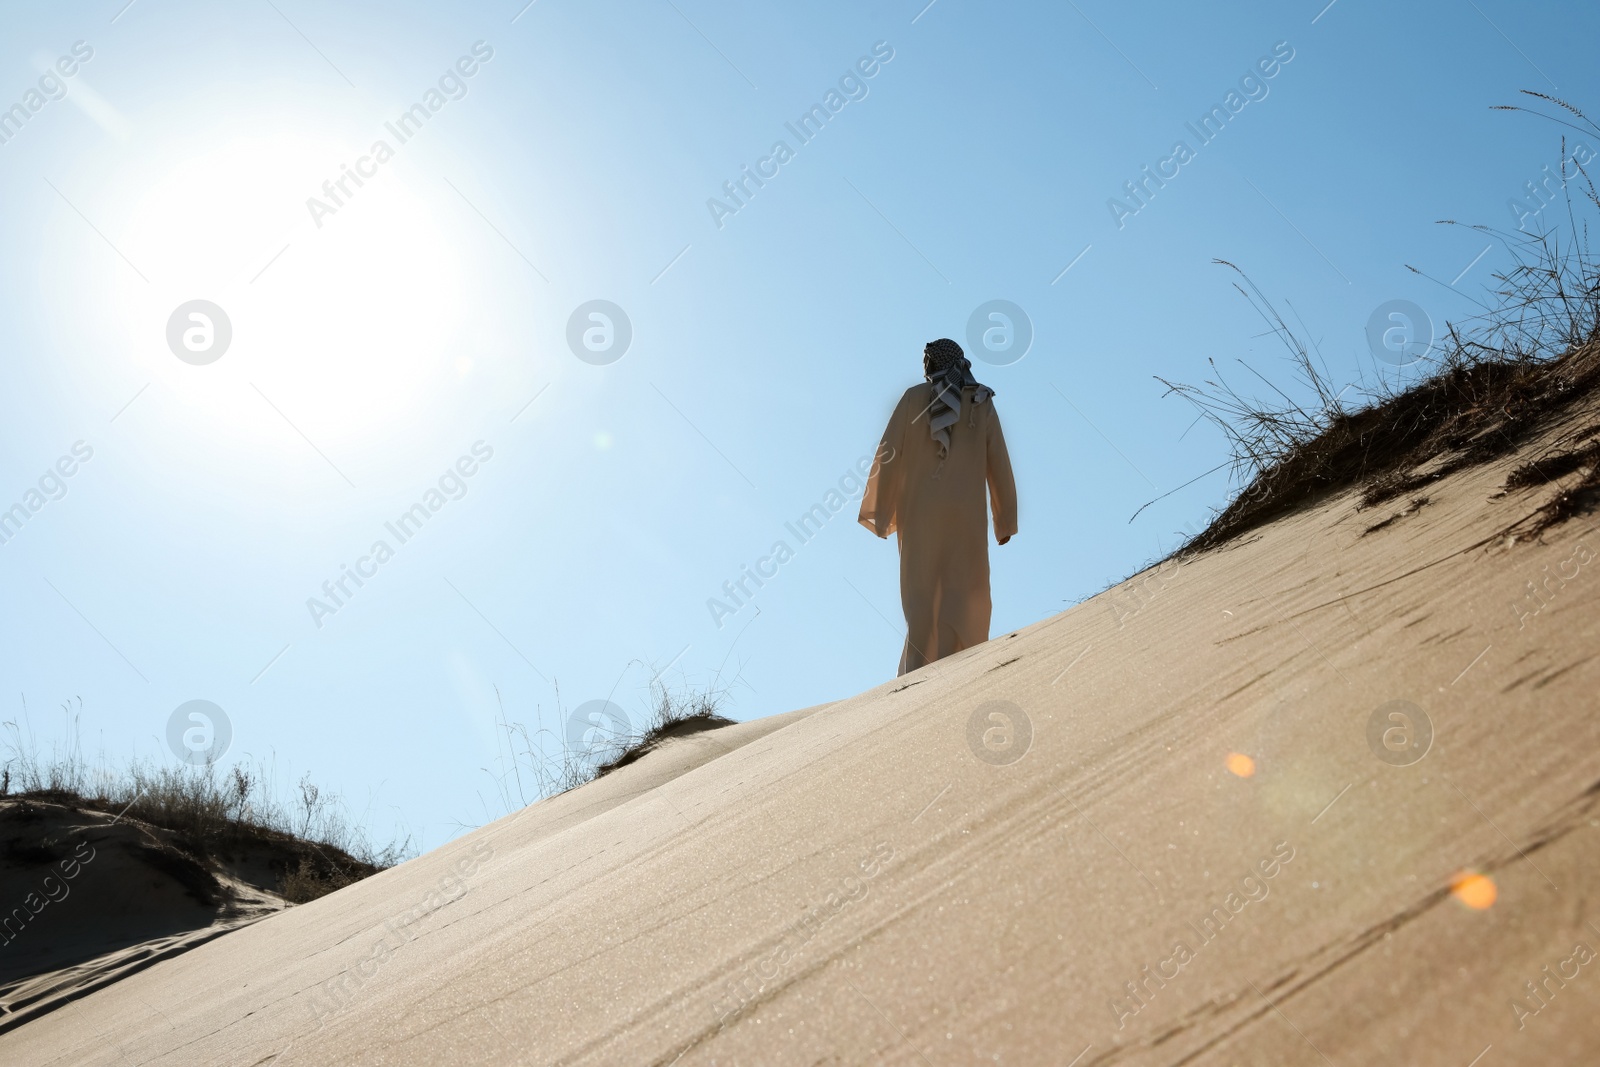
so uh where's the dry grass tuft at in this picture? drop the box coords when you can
[1163,92,1600,554]
[278,854,372,904]
[593,688,736,779]
[3,699,406,904]
[1363,496,1432,536]
[1504,430,1600,489]
[483,678,735,811]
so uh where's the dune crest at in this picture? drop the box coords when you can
[5,395,1600,1064]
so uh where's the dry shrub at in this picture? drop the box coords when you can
[3,698,408,905]
[1162,93,1600,553]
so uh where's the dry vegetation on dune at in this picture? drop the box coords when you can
[2,701,406,904]
[593,690,735,779]
[7,676,737,914]
[1164,93,1600,554]
[484,679,734,808]
[0,684,737,1009]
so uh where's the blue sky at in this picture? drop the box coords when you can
[2,0,1595,849]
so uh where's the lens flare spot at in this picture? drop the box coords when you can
[1451,871,1496,910]
[1226,752,1256,778]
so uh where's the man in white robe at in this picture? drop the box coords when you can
[859,339,1018,674]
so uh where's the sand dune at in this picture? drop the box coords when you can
[6,399,1600,1065]
[0,800,284,1035]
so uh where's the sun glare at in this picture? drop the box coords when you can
[87,128,488,463]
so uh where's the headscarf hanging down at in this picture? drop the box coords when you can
[922,338,994,461]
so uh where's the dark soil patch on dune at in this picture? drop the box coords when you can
[594,712,739,778]
[1182,340,1600,553]
[1160,94,1600,555]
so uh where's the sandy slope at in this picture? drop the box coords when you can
[7,404,1600,1066]
[0,801,285,1034]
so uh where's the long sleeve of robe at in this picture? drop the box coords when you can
[858,383,1018,675]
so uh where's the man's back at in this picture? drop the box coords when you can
[859,342,1017,675]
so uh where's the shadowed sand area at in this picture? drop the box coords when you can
[5,398,1599,1065]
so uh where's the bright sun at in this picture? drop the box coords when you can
[95,127,487,464]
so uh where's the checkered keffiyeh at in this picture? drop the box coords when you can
[922,338,993,460]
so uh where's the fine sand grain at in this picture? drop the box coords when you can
[6,403,1599,1066]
